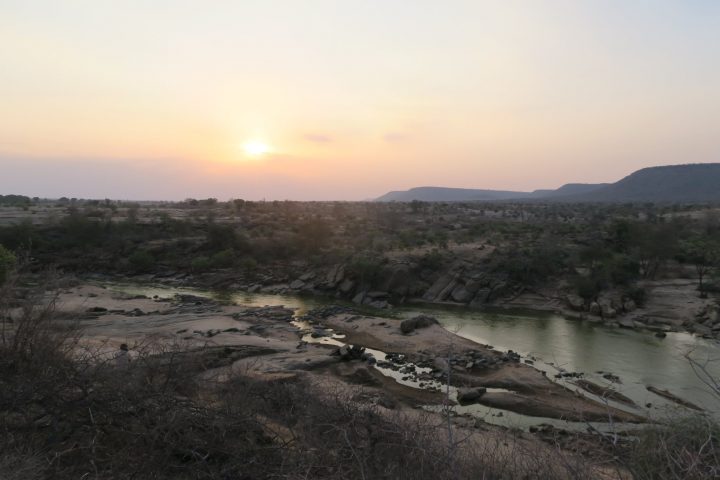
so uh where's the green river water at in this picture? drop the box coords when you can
[110,284,720,430]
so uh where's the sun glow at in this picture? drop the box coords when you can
[242,140,270,157]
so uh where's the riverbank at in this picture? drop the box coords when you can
[84,265,720,342]
[40,281,645,424]
[51,276,720,416]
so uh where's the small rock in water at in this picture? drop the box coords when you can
[400,315,438,334]
[457,387,487,405]
[86,306,108,313]
[602,373,621,384]
[332,344,366,361]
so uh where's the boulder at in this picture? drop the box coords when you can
[333,344,366,361]
[384,266,412,294]
[598,299,617,318]
[486,282,510,302]
[400,315,439,334]
[367,291,389,299]
[339,278,355,293]
[422,273,456,302]
[299,272,315,281]
[436,277,460,302]
[368,300,389,309]
[457,387,487,405]
[589,302,601,316]
[433,357,449,373]
[471,289,492,305]
[618,318,635,329]
[565,294,585,311]
[464,280,483,294]
[693,324,712,337]
[310,329,330,338]
[361,352,377,365]
[352,292,366,304]
[326,264,345,287]
[391,284,410,297]
[86,306,108,313]
[451,285,474,303]
[289,279,305,289]
[622,299,637,313]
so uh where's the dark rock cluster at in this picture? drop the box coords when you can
[400,315,439,334]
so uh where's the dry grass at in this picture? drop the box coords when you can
[621,415,720,480]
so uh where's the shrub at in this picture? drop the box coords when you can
[607,254,640,286]
[623,415,720,480]
[0,245,15,284]
[127,250,155,273]
[492,245,568,286]
[574,275,603,302]
[624,286,647,307]
[210,249,235,268]
[190,256,212,272]
[417,249,445,272]
[348,257,384,288]
[239,256,258,272]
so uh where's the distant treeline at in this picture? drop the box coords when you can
[0,195,32,205]
[0,200,718,300]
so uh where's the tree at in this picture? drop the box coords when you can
[410,200,426,214]
[207,224,245,252]
[681,237,720,294]
[297,217,332,254]
[0,245,16,284]
[629,222,679,279]
[128,250,155,273]
[232,199,246,211]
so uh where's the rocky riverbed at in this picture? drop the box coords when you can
[93,255,720,342]
[41,282,648,426]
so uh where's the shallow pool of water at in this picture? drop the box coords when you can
[399,305,720,418]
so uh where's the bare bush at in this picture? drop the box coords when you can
[621,415,720,480]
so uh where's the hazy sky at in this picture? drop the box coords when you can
[1,0,719,200]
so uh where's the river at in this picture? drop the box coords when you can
[109,283,720,429]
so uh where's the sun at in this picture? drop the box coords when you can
[242,140,270,157]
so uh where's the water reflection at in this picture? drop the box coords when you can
[401,306,720,416]
[109,283,720,418]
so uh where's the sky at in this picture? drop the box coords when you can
[1,0,719,200]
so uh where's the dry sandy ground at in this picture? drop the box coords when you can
[50,284,297,352]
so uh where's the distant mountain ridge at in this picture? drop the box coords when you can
[555,164,720,203]
[376,187,531,202]
[376,163,720,203]
[539,183,610,198]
